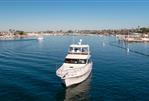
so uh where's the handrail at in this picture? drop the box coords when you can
[68,51,90,55]
[63,64,87,72]
[61,63,91,78]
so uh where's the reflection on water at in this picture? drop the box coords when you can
[56,75,91,101]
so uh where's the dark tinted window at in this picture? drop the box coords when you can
[65,59,87,64]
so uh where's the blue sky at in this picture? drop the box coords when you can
[0,0,149,31]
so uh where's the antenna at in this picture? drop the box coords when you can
[72,34,74,44]
[78,39,82,45]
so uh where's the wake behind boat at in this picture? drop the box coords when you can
[56,39,92,87]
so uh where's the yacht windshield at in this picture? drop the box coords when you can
[69,47,88,53]
[65,59,87,64]
[69,47,82,53]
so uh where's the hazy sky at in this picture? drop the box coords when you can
[0,0,149,31]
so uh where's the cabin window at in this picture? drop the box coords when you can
[65,59,87,64]
[69,47,81,53]
[74,48,81,52]
[88,59,92,63]
[82,47,88,52]
[78,59,86,64]
[69,47,74,52]
[69,47,89,53]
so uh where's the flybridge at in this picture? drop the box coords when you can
[68,39,90,55]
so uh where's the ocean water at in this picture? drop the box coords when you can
[0,35,149,101]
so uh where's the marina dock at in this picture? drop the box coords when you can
[116,34,149,42]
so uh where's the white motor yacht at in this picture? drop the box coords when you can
[37,36,44,41]
[56,39,92,87]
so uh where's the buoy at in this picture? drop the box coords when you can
[127,47,129,53]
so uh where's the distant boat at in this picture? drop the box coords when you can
[37,36,44,41]
[99,35,103,37]
[56,39,92,87]
[141,38,149,41]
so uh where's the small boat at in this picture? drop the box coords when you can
[37,36,44,41]
[56,39,92,87]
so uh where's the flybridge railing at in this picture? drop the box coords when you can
[68,51,90,55]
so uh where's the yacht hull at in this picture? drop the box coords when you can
[62,64,92,87]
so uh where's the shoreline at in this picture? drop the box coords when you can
[0,33,98,40]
